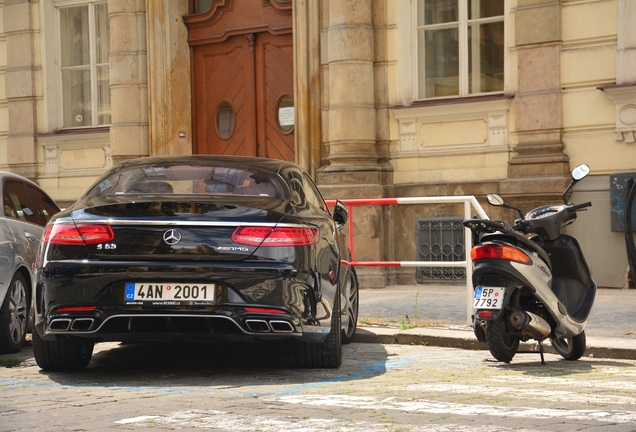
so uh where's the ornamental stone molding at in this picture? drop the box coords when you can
[392,97,511,156]
[40,133,112,178]
[601,84,636,144]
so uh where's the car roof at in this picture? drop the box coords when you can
[114,155,301,174]
[0,171,45,189]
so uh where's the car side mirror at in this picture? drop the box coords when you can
[333,200,348,226]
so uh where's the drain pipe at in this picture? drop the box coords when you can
[625,177,636,288]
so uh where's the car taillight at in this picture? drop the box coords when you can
[244,307,287,315]
[231,226,319,246]
[56,306,97,313]
[470,244,532,264]
[43,223,114,245]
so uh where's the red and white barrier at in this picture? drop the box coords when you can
[325,196,489,323]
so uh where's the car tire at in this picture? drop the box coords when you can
[294,288,342,368]
[0,273,29,354]
[32,329,94,371]
[341,269,359,345]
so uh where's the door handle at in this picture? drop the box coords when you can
[24,231,37,241]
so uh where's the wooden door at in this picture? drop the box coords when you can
[192,31,294,160]
[255,32,294,161]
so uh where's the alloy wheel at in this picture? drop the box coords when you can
[8,278,28,345]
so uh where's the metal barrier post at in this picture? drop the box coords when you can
[464,200,474,324]
[326,196,488,326]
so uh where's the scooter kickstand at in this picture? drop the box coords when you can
[538,340,546,365]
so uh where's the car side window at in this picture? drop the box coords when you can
[26,184,60,225]
[3,188,17,219]
[302,173,328,213]
[3,181,42,225]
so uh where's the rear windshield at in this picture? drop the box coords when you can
[85,164,286,199]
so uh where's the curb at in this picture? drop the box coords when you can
[355,326,636,361]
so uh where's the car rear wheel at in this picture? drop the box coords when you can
[341,270,359,344]
[32,329,94,371]
[294,288,342,368]
[0,273,29,354]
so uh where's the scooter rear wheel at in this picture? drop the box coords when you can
[550,331,586,361]
[485,319,519,363]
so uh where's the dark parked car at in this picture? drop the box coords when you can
[0,172,60,353]
[32,155,359,370]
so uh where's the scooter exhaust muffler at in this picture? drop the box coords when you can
[509,310,551,339]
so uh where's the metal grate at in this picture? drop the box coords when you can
[416,217,466,282]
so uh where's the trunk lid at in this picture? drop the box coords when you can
[70,197,292,261]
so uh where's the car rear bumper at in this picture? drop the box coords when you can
[35,260,335,343]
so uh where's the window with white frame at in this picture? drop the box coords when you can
[416,0,504,99]
[59,2,110,128]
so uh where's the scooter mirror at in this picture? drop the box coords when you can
[487,194,505,206]
[572,164,590,181]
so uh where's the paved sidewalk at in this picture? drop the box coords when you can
[357,284,636,360]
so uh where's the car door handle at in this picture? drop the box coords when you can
[24,231,37,241]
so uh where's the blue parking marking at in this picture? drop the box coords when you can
[1,358,414,397]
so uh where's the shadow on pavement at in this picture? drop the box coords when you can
[488,356,636,377]
[36,339,391,390]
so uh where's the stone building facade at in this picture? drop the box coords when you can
[0,0,634,288]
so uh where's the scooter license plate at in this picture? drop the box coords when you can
[473,286,505,309]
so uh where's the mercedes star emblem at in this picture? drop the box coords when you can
[163,229,182,245]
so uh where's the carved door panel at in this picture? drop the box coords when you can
[193,35,256,157]
[255,32,294,161]
[193,32,294,160]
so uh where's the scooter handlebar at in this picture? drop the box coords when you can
[573,201,592,211]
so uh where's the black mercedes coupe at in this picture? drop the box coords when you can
[32,155,358,370]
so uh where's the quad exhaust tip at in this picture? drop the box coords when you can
[245,319,295,333]
[49,318,95,332]
[49,318,72,331]
[70,318,95,331]
[269,320,294,333]
[245,319,271,332]
[50,316,295,334]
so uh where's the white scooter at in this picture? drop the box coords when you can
[464,164,596,363]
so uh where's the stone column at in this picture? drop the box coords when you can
[317,0,391,185]
[293,0,322,178]
[617,0,636,84]
[603,0,636,144]
[3,0,37,179]
[146,0,192,156]
[501,0,570,197]
[316,1,393,287]
[109,0,149,165]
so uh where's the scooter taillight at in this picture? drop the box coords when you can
[471,244,532,264]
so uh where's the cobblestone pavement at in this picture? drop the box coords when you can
[358,285,636,340]
[2,341,636,431]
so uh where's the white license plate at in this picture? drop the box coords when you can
[124,282,215,305]
[473,286,505,310]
